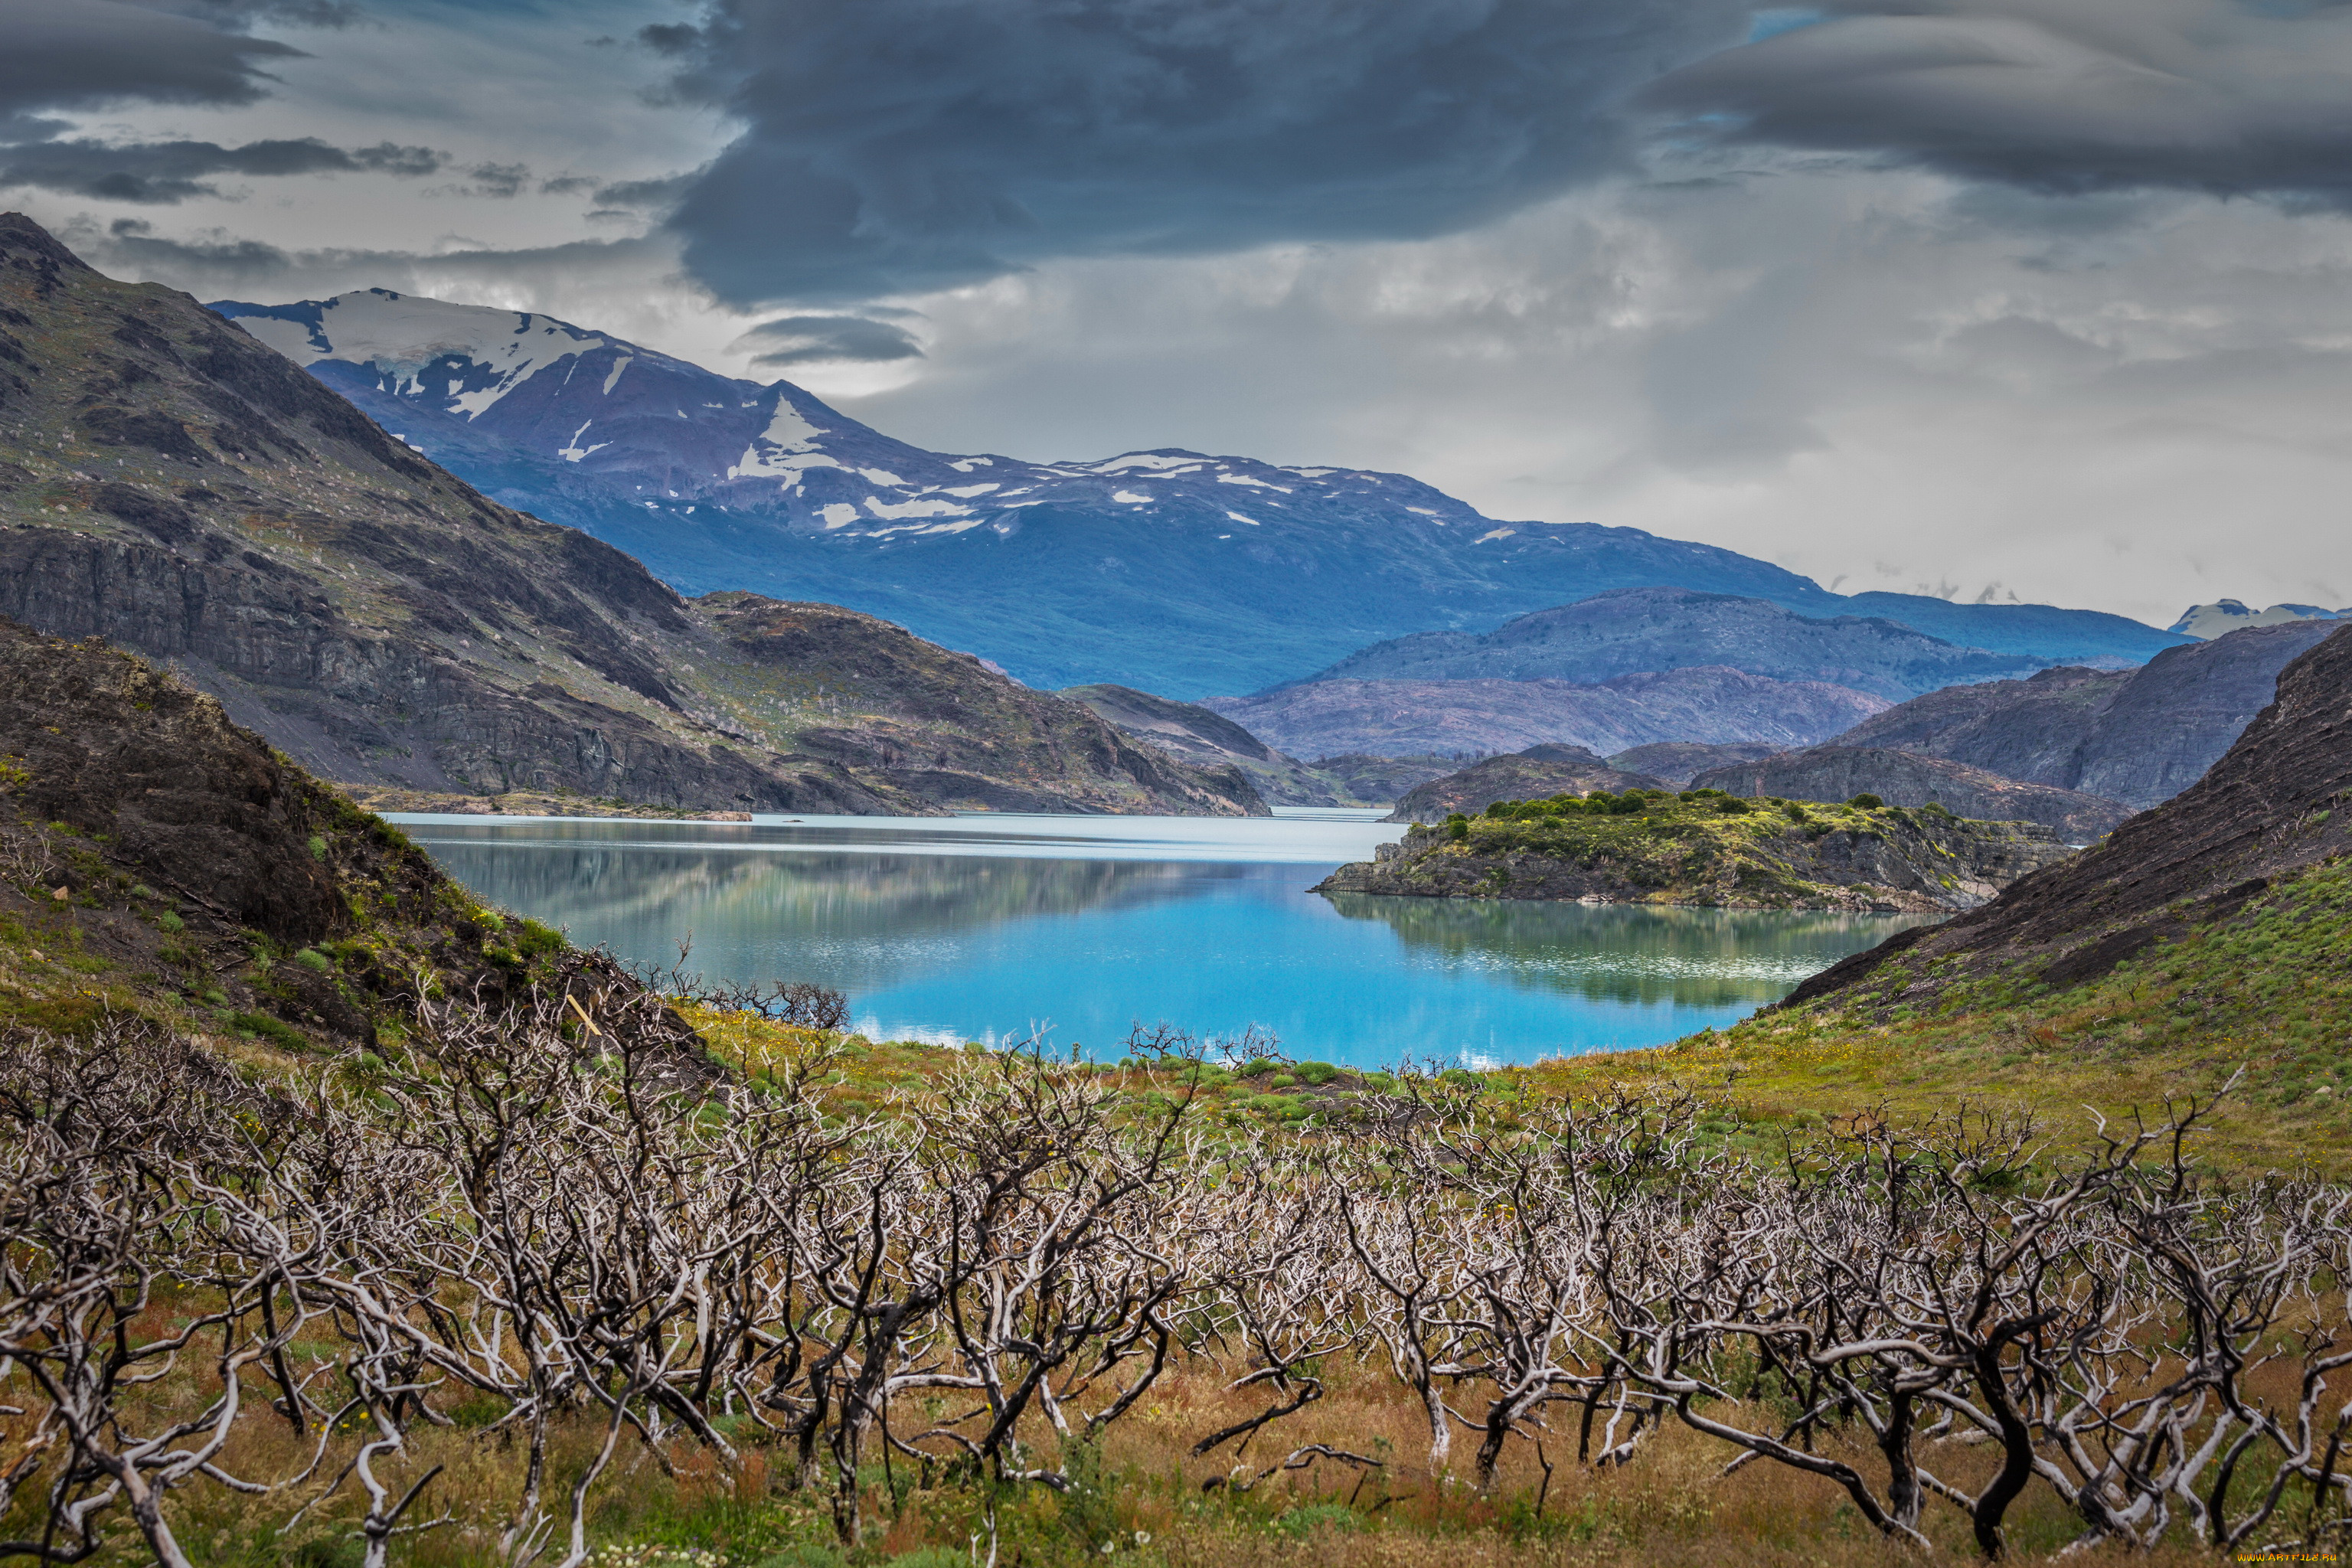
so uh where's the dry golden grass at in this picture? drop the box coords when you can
[2,1333,2248,1566]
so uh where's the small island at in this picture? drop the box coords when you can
[1315,786,2078,912]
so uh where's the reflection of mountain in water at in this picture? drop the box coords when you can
[1323,893,1936,1008]
[421,838,1239,990]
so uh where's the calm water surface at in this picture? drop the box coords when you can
[393,808,1932,1067]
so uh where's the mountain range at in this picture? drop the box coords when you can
[1202,665,1890,760]
[209,289,2191,697]
[0,215,1259,817]
[1297,586,2050,701]
[1826,621,2337,811]
[1364,619,2329,834]
[1687,748,2133,842]
[2167,599,2348,639]
[1791,621,2352,1008]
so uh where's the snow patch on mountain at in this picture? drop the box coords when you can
[557,421,606,462]
[228,289,620,421]
[864,495,971,520]
[2169,599,2350,639]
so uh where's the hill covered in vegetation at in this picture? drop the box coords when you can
[1319,786,2073,912]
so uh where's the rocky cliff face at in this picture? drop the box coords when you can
[1306,586,2053,700]
[1385,747,1670,823]
[1788,622,2352,1006]
[1204,665,1887,760]
[1318,793,2074,913]
[1825,623,2335,811]
[1690,747,2133,843]
[0,215,1256,818]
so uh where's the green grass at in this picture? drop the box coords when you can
[1370,789,2017,908]
[1520,851,2352,1174]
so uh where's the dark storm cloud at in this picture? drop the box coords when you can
[104,217,294,275]
[651,0,1753,306]
[733,314,925,365]
[88,220,665,296]
[592,172,699,211]
[0,137,446,203]
[1642,0,2352,203]
[0,0,308,122]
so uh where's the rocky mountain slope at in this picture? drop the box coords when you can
[1824,622,2336,810]
[210,288,2187,696]
[1307,586,2053,701]
[0,215,1258,818]
[1318,790,2073,913]
[1060,684,1340,805]
[1786,622,2352,1009]
[0,616,680,1059]
[1689,746,2133,842]
[1204,665,1888,760]
[1385,746,1671,822]
[1606,741,1782,786]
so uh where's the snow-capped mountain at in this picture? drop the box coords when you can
[2167,599,2349,640]
[211,289,2188,696]
[217,288,1516,550]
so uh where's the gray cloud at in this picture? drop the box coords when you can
[85,217,666,300]
[448,161,530,198]
[592,172,697,211]
[0,137,446,202]
[652,0,1752,306]
[142,0,364,26]
[733,314,924,366]
[0,0,307,122]
[1642,1,2352,204]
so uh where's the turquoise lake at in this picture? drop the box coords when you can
[393,808,1933,1068]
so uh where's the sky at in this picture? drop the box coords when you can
[8,0,2352,629]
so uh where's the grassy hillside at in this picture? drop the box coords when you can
[1514,848,2352,1174]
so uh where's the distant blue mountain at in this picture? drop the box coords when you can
[210,290,2189,697]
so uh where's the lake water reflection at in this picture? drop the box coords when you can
[394,810,1934,1067]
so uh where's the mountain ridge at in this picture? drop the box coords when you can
[0,214,1261,818]
[1688,746,2133,842]
[1822,622,2337,811]
[209,287,2190,696]
[1786,621,2352,1008]
[1202,665,1890,760]
[1300,586,2053,701]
